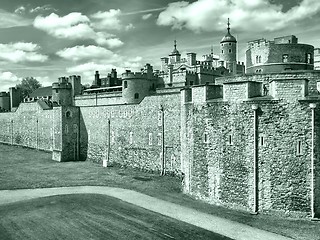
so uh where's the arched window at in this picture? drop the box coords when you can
[307,53,312,64]
[124,81,128,88]
[134,93,139,99]
[282,54,288,63]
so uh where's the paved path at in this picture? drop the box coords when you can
[0,186,292,240]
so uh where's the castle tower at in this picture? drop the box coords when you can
[169,40,181,64]
[9,87,22,110]
[52,77,73,106]
[220,18,237,73]
[122,71,152,104]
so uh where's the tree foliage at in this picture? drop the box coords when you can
[16,77,42,98]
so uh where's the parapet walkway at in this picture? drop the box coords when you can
[0,186,292,240]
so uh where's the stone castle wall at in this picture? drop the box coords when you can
[0,102,54,151]
[78,92,181,174]
[181,96,320,217]
[216,71,320,95]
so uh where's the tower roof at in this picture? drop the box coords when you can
[221,18,237,43]
[170,39,180,55]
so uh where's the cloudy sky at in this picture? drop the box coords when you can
[0,0,319,91]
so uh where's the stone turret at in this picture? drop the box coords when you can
[220,18,237,74]
[169,40,181,64]
[52,77,72,106]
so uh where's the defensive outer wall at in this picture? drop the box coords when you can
[1,72,320,218]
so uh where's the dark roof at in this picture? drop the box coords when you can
[29,86,52,98]
[221,32,237,43]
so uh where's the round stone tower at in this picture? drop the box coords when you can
[52,77,72,106]
[220,18,237,65]
[122,71,152,104]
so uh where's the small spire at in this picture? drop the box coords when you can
[174,39,177,50]
[227,18,230,33]
[211,45,213,55]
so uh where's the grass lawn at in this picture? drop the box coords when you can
[0,143,320,240]
[0,194,232,240]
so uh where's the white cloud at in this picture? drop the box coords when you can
[66,55,143,85]
[0,42,48,63]
[103,38,124,48]
[14,6,26,14]
[0,9,32,28]
[91,9,135,31]
[142,13,152,20]
[30,5,57,13]
[91,9,122,30]
[56,45,118,62]
[0,71,21,91]
[125,23,135,31]
[157,0,320,32]
[33,12,123,46]
[34,76,53,87]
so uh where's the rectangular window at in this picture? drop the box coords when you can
[111,131,115,144]
[157,133,162,146]
[124,81,128,88]
[204,132,209,143]
[129,132,133,145]
[149,133,153,145]
[296,140,302,155]
[228,135,233,145]
[307,53,312,64]
[158,111,162,126]
[260,136,265,147]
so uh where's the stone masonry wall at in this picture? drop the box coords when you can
[216,71,320,95]
[182,98,318,217]
[0,102,55,151]
[79,92,181,174]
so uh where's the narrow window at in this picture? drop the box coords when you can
[307,53,312,64]
[258,56,261,63]
[229,43,231,46]
[157,133,162,146]
[256,56,259,64]
[282,54,288,63]
[129,132,133,144]
[149,133,153,145]
[228,49,232,53]
[228,135,233,145]
[124,81,128,88]
[296,140,302,155]
[204,132,209,143]
[111,131,115,144]
[65,124,68,134]
[158,111,162,126]
[55,89,58,93]
[260,136,264,146]
[222,50,224,54]
[134,93,139,99]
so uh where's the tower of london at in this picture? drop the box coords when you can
[0,20,320,219]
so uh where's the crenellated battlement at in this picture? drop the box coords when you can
[121,71,147,80]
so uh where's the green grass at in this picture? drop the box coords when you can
[0,194,231,240]
[1,143,320,240]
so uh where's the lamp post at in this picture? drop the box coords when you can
[252,104,259,214]
[160,105,165,176]
[309,103,316,219]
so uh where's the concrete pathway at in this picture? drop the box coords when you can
[0,186,292,240]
